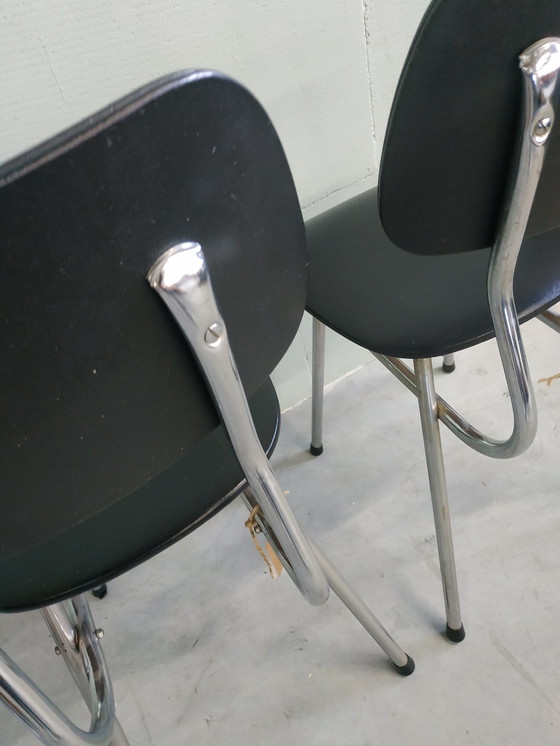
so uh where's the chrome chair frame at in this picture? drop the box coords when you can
[540,306,560,333]
[0,595,128,745]
[309,38,560,641]
[148,243,415,673]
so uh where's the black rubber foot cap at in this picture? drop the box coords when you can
[442,362,456,374]
[91,584,108,599]
[309,443,324,456]
[394,654,415,676]
[446,623,465,643]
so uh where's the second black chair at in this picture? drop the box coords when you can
[307,1,560,642]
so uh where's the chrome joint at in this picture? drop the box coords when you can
[0,594,119,744]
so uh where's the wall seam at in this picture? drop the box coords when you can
[361,0,380,172]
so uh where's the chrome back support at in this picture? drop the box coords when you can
[147,243,330,606]
[378,38,560,460]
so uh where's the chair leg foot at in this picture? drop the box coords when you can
[91,584,108,599]
[445,623,466,643]
[310,540,415,675]
[0,594,122,744]
[241,495,414,677]
[309,443,323,456]
[393,654,415,676]
[442,353,455,373]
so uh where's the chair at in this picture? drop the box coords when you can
[0,70,414,745]
[306,0,560,643]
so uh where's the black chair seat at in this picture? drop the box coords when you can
[0,379,280,613]
[306,187,560,359]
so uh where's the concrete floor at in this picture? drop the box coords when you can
[2,313,560,745]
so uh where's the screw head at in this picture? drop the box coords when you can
[94,628,104,639]
[204,322,223,347]
[533,117,552,144]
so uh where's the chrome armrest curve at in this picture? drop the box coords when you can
[147,243,329,606]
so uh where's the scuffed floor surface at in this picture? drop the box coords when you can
[3,313,560,745]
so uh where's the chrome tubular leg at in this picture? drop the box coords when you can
[41,598,129,746]
[0,595,116,745]
[242,489,414,676]
[310,542,415,675]
[414,358,465,642]
[310,317,326,456]
[539,308,560,333]
[442,353,455,374]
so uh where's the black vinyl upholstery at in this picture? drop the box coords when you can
[307,188,560,358]
[379,0,560,255]
[0,379,280,612]
[306,1,560,359]
[0,71,306,610]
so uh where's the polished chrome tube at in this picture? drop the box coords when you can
[483,38,560,456]
[241,489,413,670]
[42,599,129,746]
[0,595,115,745]
[539,308,560,332]
[310,318,326,455]
[309,541,412,669]
[375,38,560,460]
[414,359,463,635]
[148,243,329,606]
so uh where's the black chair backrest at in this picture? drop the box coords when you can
[379,0,560,255]
[0,70,306,557]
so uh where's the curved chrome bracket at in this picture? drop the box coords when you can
[147,243,329,606]
[378,38,560,459]
[0,595,117,745]
[481,37,560,457]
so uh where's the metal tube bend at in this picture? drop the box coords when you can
[148,243,330,606]
[0,595,115,745]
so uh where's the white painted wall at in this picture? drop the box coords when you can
[0,0,429,409]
